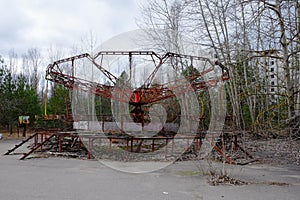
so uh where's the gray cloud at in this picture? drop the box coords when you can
[0,0,144,57]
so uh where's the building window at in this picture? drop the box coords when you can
[270,67,274,72]
[271,81,275,85]
[271,88,275,92]
[271,74,275,78]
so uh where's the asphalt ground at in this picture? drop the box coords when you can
[1,139,300,200]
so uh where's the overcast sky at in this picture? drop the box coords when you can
[0,0,145,58]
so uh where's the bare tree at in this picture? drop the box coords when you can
[22,48,42,94]
[255,0,300,136]
[8,49,19,74]
[137,0,191,53]
[80,30,98,53]
[139,0,300,137]
[187,0,245,128]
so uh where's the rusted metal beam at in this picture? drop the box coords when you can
[4,133,39,155]
[45,51,229,105]
[20,134,56,160]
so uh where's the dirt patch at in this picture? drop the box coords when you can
[0,132,19,139]
[0,130,36,139]
[208,174,248,186]
[244,138,300,165]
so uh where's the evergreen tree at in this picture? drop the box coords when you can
[47,84,68,115]
[0,60,41,133]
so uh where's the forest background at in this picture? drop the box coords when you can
[0,0,299,139]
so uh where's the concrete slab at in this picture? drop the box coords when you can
[1,139,300,200]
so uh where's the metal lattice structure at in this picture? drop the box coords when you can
[4,52,258,165]
[46,51,229,106]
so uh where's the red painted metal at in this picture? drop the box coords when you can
[4,133,39,155]
[40,51,259,164]
[4,129,256,164]
[20,134,56,160]
[45,51,229,106]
